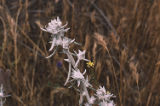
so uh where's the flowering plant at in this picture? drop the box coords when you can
[41,17,115,106]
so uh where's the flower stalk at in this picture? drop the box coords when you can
[41,17,115,106]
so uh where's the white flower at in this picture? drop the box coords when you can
[96,86,106,96]
[75,50,89,61]
[48,36,62,51]
[96,86,114,101]
[41,17,69,35]
[46,35,62,58]
[71,69,84,80]
[71,69,85,87]
[74,50,89,68]
[62,37,75,49]
[46,36,75,58]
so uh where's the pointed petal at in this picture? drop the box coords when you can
[78,50,81,53]
[40,27,47,32]
[74,41,82,45]
[61,22,68,29]
[83,59,89,61]
[46,47,57,58]
[57,17,60,21]
[46,52,55,59]
[70,38,75,43]
[64,59,70,62]
[83,69,86,75]
[49,39,56,51]
[64,28,70,32]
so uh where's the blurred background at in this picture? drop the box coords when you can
[0,0,160,106]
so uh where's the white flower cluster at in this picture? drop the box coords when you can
[0,84,10,106]
[41,17,81,58]
[41,17,69,35]
[96,86,115,106]
[41,17,116,106]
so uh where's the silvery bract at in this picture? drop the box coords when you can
[62,37,75,49]
[75,50,89,61]
[71,69,85,87]
[74,50,89,68]
[96,86,115,101]
[41,17,69,35]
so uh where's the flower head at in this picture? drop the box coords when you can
[74,50,89,62]
[96,86,115,101]
[62,37,75,49]
[71,69,86,87]
[41,17,69,35]
[47,36,75,58]
[71,69,84,80]
[48,37,60,51]
[96,86,106,96]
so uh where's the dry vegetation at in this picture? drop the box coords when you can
[0,0,160,106]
